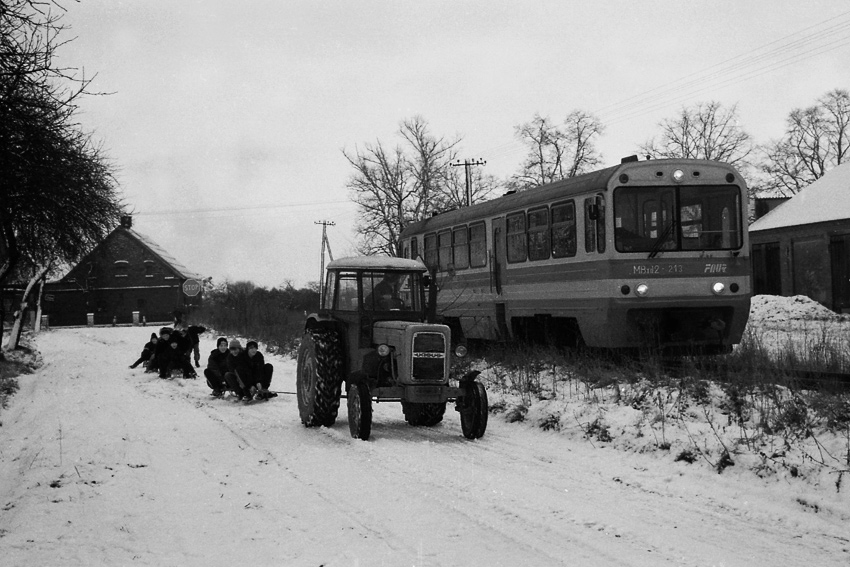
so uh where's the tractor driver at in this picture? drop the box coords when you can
[366,273,404,310]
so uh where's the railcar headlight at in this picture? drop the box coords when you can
[672,169,685,183]
[712,282,726,295]
[377,344,391,357]
[635,283,649,297]
[454,344,468,358]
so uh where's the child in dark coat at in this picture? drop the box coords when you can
[223,339,252,401]
[130,333,158,369]
[204,337,229,397]
[245,340,275,400]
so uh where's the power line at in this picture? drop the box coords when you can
[478,11,850,162]
[133,199,352,217]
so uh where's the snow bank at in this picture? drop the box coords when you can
[748,294,847,325]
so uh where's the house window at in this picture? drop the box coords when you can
[144,260,155,278]
[114,260,129,278]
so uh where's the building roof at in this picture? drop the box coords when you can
[750,161,850,232]
[127,227,202,280]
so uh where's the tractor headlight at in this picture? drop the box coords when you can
[454,344,468,358]
[712,282,725,295]
[635,283,649,297]
[377,344,391,357]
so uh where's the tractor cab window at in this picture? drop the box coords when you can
[335,273,359,311]
[363,271,422,312]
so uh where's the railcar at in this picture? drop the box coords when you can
[399,157,751,354]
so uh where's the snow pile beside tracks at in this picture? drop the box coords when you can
[748,294,847,325]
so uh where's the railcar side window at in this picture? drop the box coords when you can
[596,195,606,253]
[453,226,469,270]
[424,233,438,269]
[506,212,527,263]
[438,230,452,270]
[469,222,487,267]
[551,201,576,258]
[527,207,550,261]
[584,198,596,253]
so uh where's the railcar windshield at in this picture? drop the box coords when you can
[613,185,743,253]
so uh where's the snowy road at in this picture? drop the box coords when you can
[1,326,848,566]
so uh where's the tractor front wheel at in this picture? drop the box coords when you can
[459,381,488,439]
[347,381,372,440]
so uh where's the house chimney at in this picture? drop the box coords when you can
[120,215,132,228]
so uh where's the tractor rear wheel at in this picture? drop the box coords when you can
[347,381,372,440]
[296,329,343,427]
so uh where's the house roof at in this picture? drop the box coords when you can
[750,161,850,232]
[127,227,202,280]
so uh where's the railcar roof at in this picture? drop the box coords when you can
[400,158,739,237]
[327,256,427,271]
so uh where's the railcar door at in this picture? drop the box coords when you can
[491,217,505,295]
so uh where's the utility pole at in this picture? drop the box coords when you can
[451,158,487,207]
[315,220,335,300]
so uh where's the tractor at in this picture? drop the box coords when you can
[296,256,488,440]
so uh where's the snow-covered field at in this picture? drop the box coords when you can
[0,296,849,566]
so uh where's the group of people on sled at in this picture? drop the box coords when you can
[130,324,275,403]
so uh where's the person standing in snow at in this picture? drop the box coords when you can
[186,324,207,368]
[223,339,252,401]
[130,333,158,369]
[204,336,229,397]
[245,340,276,400]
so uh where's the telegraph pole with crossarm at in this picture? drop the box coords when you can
[451,158,487,207]
[315,220,335,299]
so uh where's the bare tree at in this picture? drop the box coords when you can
[1,1,123,352]
[640,101,753,167]
[345,116,492,256]
[760,89,850,195]
[509,110,604,190]
[344,140,409,256]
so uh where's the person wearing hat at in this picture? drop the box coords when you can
[223,339,252,401]
[130,333,158,369]
[204,337,230,397]
[151,327,174,376]
[245,340,275,400]
[155,326,195,379]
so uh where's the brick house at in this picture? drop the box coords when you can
[37,215,203,326]
[750,161,850,312]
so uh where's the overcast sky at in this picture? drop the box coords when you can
[58,0,850,288]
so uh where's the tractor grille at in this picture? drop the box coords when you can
[412,332,446,381]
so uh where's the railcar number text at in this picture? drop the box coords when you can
[632,264,683,275]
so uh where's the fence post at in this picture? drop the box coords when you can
[87,313,94,327]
